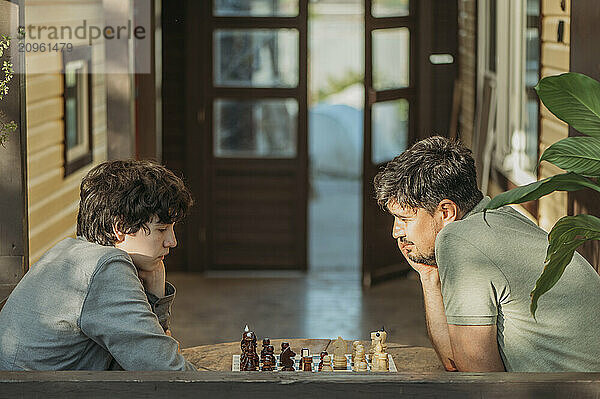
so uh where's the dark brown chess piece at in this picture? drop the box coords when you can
[318,351,328,371]
[302,355,313,371]
[262,344,276,371]
[240,325,259,371]
[260,338,271,366]
[280,342,296,371]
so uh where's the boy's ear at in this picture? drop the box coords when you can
[113,222,126,243]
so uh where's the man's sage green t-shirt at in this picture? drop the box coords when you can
[435,196,600,372]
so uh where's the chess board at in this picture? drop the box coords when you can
[232,354,398,372]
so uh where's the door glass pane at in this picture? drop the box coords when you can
[372,28,409,90]
[214,0,298,17]
[372,0,409,17]
[372,99,408,164]
[214,29,299,88]
[214,98,298,158]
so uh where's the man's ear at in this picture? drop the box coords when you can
[437,199,460,227]
[113,222,126,243]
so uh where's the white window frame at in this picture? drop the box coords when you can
[477,0,538,187]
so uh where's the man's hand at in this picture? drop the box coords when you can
[399,246,438,279]
[137,260,166,298]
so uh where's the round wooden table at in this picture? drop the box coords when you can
[181,338,445,372]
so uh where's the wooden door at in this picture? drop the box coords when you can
[192,1,308,271]
[362,0,416,286]
[361,0,458,286]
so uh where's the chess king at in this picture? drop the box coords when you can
[240,325,259,371]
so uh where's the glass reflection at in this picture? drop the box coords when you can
[214,29,299,88]
[214,0,298,17]
[372,0,409,17]
[372,99,409,164]
[214,98,298,158]
[372,28,409,90]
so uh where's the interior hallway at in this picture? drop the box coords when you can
[168,271,430,349]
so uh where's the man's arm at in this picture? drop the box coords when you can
[401,247,457,371]
[419,270,457,371]
[448,324,505,371]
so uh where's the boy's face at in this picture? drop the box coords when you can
[114,216,177,271]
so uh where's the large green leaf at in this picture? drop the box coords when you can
[539,136,600,176]
[530,215,600,317]
[485,172,600,211]
[535,73,600,137]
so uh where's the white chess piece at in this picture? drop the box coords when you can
[321,355,334,372]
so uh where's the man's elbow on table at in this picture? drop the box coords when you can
[448,324,505,372]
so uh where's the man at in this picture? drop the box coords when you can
[0,160,196,371]
[374,136,600,372]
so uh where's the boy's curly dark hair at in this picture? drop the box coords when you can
[77,160,194,246]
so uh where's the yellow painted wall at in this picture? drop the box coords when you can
[537,0,570,231]
[24,0,108,264]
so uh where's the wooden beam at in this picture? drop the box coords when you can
[0,0,28,307]
[1,371,600,398]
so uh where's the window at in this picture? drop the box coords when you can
[63,46,93,176]
[477,0,540,186]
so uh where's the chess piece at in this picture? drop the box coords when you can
[240,325,259,371]
[262,345,276,371]
[372,352,389,372]
[299,348,309,370]
[302,354,313,372]
[280,342,296,371]
[320,355,334,372]
[351,340,361,364]
[318,351,328,371]
[357,359,368,372]
[353,344,367,372]
[260,338,271,365]
[332,336,347,370]
[370,328,388,354]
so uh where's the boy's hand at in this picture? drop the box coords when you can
[137,260,166,297]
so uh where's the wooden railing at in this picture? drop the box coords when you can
[1,371,600,398]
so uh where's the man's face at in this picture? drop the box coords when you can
[387,201,443,266]
[115,216,177,271]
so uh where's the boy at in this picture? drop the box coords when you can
[0,160,196,370]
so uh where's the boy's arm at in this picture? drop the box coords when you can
[80,257,196,371]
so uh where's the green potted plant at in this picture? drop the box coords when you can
[485,72,600,316]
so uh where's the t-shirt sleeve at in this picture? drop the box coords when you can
[79,256,196,371]
[435,230,510,326]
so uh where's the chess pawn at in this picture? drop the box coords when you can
[318,351,328,371]
[320,355,334,372]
